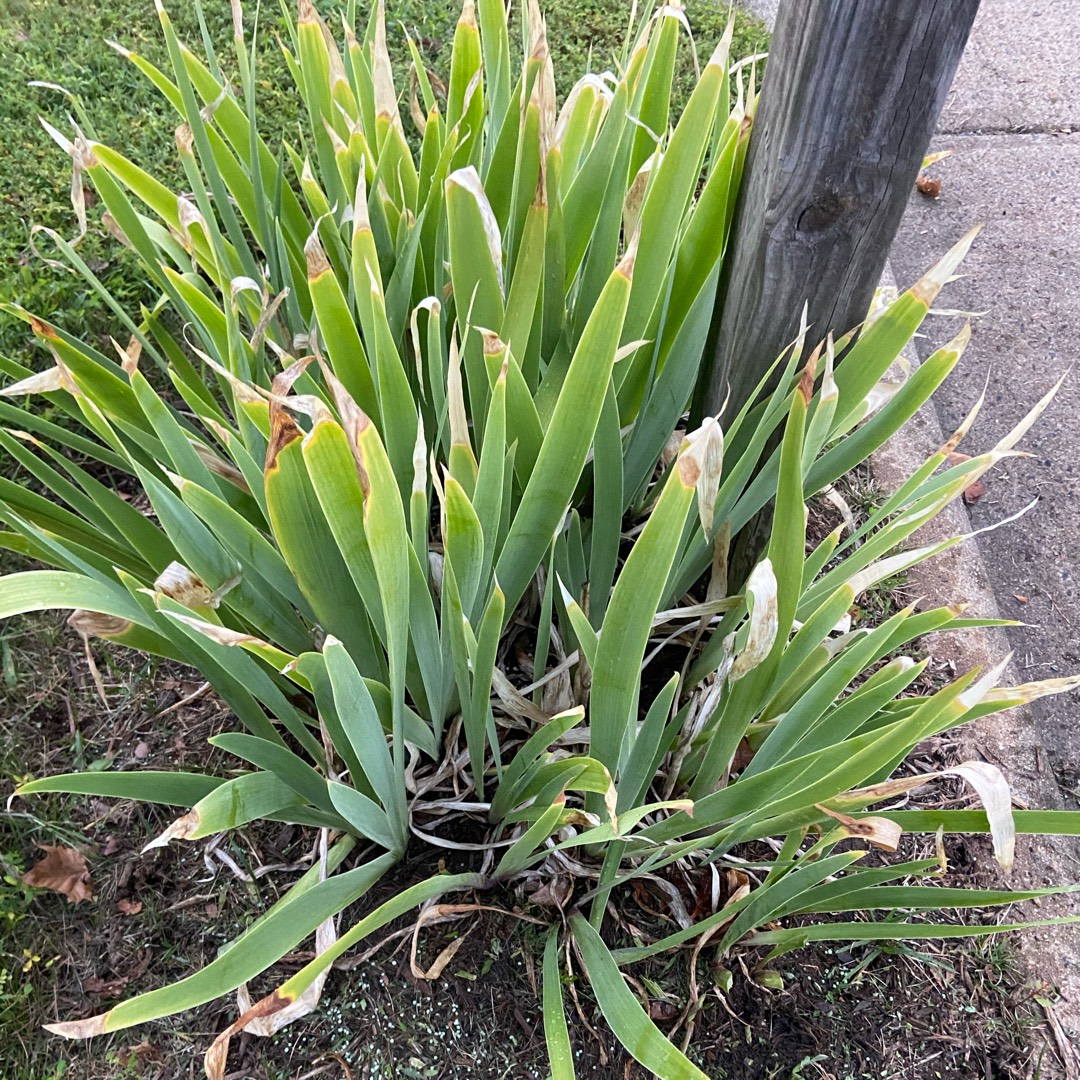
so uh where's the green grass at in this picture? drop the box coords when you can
[0,0,767,368]
[0,0,295,369]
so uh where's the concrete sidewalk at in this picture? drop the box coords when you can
[740,0,1080,1049]
[889,0,1080,719]
[886,0,1080,1046]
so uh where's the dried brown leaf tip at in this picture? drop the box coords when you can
[22,843,93,904]
[798,342,821,405]
[143,809,200,852]
[45,1012,109,1040]
[616,228,639,280]
[372,0,403,134]
[111,334,143,377]
[230,0,243,39]
[175,123,194,156]
[154,562,217,608]
[265,404,304,471]
[304,228,331,278]
[0,364,68,398]
[682,418,724,531]
[481,329,506,356]
[910,224,981,306]
[29,316,60,341]
[817,805,902,852]
[67,609,132,639]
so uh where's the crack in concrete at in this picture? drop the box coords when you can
[939,124,1079,137]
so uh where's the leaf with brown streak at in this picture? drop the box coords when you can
[265,405,304,473]
[817,805,903,852]
[797,341,822,405]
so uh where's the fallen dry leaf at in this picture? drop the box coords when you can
[118,1041,162,1071]
[962,478,987,505]
[526,875,573,910]
[84,975,128,997]
[649,999,679,1022]
[916,175,942,198]
[731,737,755,774]
[116,898,143,916]
[21,844,93,904]
[946,451,988,505]
[1014,594,1029,603]
[124,950,153,983]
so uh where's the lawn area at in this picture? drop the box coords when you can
[0,0,767,368]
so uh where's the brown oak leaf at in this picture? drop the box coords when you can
[962,478,987,505]
[118,1042,162,1071]
[21,844,93,904]
[649,999,679,1022]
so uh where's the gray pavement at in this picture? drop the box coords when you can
[886,0,1080,1040]
[737,0,1080,1041]
[936,0,1080,133]
[888,5,1080,807]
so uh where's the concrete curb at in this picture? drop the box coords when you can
[873,269,1080,1045]
[735,0,1080,1060]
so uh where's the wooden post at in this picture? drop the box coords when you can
[699,0,979,417]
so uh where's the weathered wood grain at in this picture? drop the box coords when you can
[699,0,979,416]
